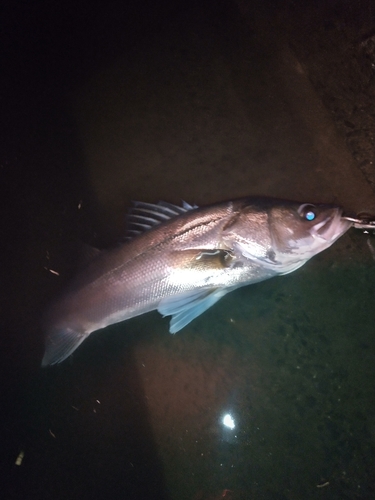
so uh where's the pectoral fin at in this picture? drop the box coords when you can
[158,288,228,333]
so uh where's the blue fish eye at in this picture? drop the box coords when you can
[305,211,315,221]
[298,204,317,221]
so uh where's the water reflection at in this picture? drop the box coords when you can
[222,413,236,431]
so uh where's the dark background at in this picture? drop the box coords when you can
[2,1,375,499]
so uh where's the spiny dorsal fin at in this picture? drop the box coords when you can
[125,200,198,239]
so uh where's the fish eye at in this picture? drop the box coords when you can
[305,210,316,221]
[298,204,316,221]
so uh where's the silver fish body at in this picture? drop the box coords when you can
[42,197,352,365]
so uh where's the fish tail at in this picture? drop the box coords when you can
[42,327,89,366]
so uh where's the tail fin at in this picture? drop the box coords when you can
[42,328,89,366]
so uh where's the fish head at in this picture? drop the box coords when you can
[268,201,352,258]
[223,198,352,274]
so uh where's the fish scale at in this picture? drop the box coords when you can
[42,196,352,366]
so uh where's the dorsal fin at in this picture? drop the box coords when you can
[125,200,198,239]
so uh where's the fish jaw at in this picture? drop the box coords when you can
[308,208,352,244]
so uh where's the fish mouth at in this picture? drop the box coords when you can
[311,208,352,243]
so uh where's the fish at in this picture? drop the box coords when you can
[42,196,352,366]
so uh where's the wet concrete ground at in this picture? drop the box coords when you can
[2,1,375,499]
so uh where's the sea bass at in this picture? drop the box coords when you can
[42,197,352,365]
